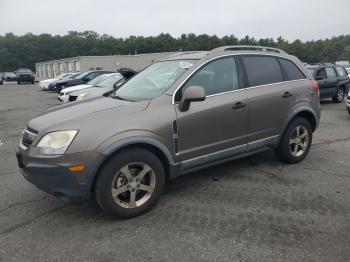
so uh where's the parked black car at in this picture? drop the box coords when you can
[47,73,81,91]
[55,70,114,93]
[3,72,17,82]
[16,68,35,84]
[307,64,349,103]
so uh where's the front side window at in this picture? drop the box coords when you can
[315,68,326,80]
[242,55,284,87]
[114,60,195,101]
[183,57,239,96]
[279,59,306,80]
[325,67,337,79]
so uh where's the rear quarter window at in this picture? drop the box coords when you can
[278,58,306,80]
[335,67,347,77]
[242,56,284,87]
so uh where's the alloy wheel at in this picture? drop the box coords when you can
[111,162,156,208]
[337,89,344,102]
[289,125,309,157]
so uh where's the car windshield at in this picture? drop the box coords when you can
[76,72,90,79]
[69,73,80,79]
[307,67,316,76]
[113,60,195,101]
[57,73,70,80]
[17,69,31,73]
[96,74,123,88]
[87,74,110,85]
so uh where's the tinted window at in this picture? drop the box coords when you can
[242,56,283,87]
[325,67,337,79]
[335,67,347,77]
[184,57,238,96]
[279,59,306,80]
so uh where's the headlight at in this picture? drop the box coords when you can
[76,93,88,101]
[36,130,78,155]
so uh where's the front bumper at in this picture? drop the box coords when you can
[16,145,104,202]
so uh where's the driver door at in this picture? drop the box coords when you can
[174,57,248,168]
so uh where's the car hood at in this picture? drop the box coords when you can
[28,97,150,132]
[72,86,111,96]
[62,84,92,93]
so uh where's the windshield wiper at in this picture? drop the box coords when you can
[112,95,135,102]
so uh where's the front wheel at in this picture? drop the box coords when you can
[95,148,165,218]
[17,81,21,85]
[276,117,312,164]
[332,88,345,103]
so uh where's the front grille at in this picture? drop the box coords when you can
[21,127,38,148]
[69,95,78,102]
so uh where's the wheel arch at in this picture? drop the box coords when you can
[283,107,318,134]
[90,137,177,195]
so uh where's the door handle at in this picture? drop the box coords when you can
[282,92,293,98]
[232,102,247,110]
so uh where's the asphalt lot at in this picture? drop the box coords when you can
[0,82,350,262]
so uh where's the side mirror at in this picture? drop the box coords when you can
[113,80,125,90]
[178,85,206,112]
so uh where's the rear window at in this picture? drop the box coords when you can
[242,56,283,87]
[279,59,306,80]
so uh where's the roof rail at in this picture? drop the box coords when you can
[167,51,208,58]
[211,45,287,54]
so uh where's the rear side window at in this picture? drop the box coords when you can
[335,67,347,77]
[325,67,337,79]
[242,56,283,87]
[278,59,306,80]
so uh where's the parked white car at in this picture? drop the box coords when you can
[58,73,114,103]
[39,73,76,90]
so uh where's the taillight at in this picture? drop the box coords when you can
[311,79,320,95]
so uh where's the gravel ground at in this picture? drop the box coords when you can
[0,83,349,262]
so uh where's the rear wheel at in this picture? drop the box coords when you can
[276,117,312,163]
[17,81,21,85]
[95,148,165,218]
[332,87,345,103]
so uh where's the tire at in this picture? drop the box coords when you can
[31,80,35,84]
[332,87,345,103]
[95,148,166,218]
[275,117,312,164]
[17,81,21,85]
[348,110,350,115]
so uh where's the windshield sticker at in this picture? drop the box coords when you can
[178,61,193,69]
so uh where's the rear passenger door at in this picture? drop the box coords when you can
[240,55,296,144]
[325,67,338,96]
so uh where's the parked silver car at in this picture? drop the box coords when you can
[16,46,321,218]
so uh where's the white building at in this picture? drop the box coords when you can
[35,52,179,80]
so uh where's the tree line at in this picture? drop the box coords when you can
[0,31,350,72]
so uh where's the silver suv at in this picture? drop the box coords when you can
[16,46,321,218]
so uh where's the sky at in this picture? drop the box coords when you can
[0,0,349,42]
